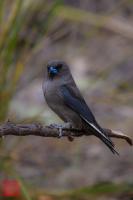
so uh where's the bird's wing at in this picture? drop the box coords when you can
[60,85,119,155]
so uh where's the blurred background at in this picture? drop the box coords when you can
[0,0,133,199]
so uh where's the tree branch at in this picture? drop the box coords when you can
[0,121,132,145]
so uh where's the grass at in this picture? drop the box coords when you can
[0,1,63,199]
[0,0,62,122]
[31,182,133,200]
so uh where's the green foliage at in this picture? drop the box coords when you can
[30,182,133,200]
[0,0,24,121]
[0,0,62,121]
[0,0,63,198]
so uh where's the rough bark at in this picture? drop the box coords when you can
[0,121,132,145]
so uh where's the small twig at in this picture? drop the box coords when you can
[0,121,132,145]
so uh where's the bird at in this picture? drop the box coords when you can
[43,60,119,155]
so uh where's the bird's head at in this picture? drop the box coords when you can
[47,60,69,79]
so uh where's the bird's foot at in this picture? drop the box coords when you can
[63,122,74,141]
[49,123,65,138]
[49,123,62,129]
[49,123,74,141]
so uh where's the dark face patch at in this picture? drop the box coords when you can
[47,63,62,78]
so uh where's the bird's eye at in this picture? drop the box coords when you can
[57,63,62,69]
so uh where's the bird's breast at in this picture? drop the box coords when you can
[43,79,83,128]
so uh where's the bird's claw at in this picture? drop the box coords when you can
[49,123,61,129]
[49,123,64,138]
[49,123,74,141]
[58,127,63,138]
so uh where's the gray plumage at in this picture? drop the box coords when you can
[43,60,118,155]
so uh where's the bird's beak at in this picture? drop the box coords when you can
[48,66,58,76]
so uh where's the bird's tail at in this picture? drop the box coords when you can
[96,132,119,155]
[81,116,119,155]
[88,122,119,155]
[92,123,119,155]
